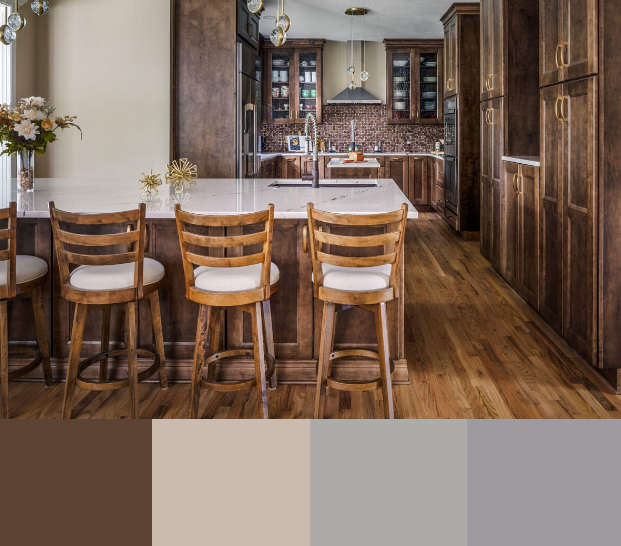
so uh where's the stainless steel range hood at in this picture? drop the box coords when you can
[327,41,382,105]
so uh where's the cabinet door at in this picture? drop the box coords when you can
[480,0,503,100]
[503,161,520,286]
[296,48,322,124]
[517,165,540,309]
[386,156,409,196]
[562,0,598,82]
[281,156,301,178]
[301,156,325,178]
[416,49,442,124]
[540,0,562,87]
[387,49,414,124]
[562,76,597,364]
[480,104,492,260]
[539,85,564,333]
[480,0,490,98]
[430,161,438,208]
[267,50,294,124]
[444,18,458,97]
[408,156,428,205]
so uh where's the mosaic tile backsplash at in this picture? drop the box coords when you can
[261,104,444,154]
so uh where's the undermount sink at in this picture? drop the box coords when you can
[268,179,379,188]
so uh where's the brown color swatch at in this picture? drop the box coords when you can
[0,420,152,546]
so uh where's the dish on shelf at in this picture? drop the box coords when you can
[422,77,438,83]
[422,100,437,110]
[394,90,408,98]
[393,76,407,83]
[423,62,437,67]
[394,101,407,110]
[422,92,437,99]
[393,60,409,67]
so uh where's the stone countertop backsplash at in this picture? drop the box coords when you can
[261,104,444,154]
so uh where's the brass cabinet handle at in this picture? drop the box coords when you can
[555,96,562,122]
[485,108,493,125]
[516,173,522,195]
[302,225,308,253]
[247,23,253,38]
[485,74,493,91]
[512,173,518,194]
[560,95,568,122]
[560,42,569,68]
[555,44,562,69]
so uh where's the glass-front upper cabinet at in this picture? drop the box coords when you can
[263,40,325,125]
[385,40,444,125]
[266,50,293,124]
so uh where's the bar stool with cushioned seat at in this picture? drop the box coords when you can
[0,202,52,419]
[306,203,408,419]
[49,202,168,419]
[175,204,278,419]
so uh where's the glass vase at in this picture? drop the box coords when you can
[17,149,35,192]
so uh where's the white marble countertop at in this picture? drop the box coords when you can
[502,156,541,167]
[1,178,418,220]
[326,159,381,169]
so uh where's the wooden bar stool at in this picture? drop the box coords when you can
[306,203,408,419]
[49,202,168,419]
[0,202,52,419]
[175,204,278,419]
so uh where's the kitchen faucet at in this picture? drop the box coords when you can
[303,113,319,188]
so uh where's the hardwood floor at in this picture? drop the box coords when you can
[6,213,621,419]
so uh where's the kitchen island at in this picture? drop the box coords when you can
[3,177,416,385]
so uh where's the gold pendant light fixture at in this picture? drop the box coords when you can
[247,0,263,14]
[278,0,290,33]
[1,0,52,47]
[360,12,369,82]
[269,5,284,47]
[344,8,368,90]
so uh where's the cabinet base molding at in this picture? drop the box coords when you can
[9,357,410,386]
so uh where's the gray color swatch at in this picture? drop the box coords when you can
[311,420,467,546]
[468,420,621,546]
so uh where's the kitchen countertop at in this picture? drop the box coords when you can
[2,178,418,220]
[260,152,444,160]
[326,159,381,168]
[502,156,541,167]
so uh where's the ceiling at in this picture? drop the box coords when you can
[258,0,478,41]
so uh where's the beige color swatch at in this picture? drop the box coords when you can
[152,420,311,546]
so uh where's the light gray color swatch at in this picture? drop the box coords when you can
[311,420,467,546]
[468,420,621,546]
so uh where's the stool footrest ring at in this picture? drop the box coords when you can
[7,346,43,381]
[325,350,395,393]
[75,349,160,391]
[201,349,276,393]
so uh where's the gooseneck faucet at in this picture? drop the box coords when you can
[303,113,319,188]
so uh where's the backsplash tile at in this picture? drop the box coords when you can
[261,104,444,153]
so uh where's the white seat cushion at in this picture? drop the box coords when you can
[0,255,48,286]
[70,258,165,291]
[315,263,392,292]
[194,263,280,293]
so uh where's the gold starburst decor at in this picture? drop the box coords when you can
[139,168,163,195]
[166,158,197,194]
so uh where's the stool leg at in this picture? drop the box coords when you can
[149,291,168,390]
[314,301,336,419]
[251,302,269,419]
[99,305,111,383]
[1,301,8,419]
[375,303,394,419]
[32,287,53,387]
[62,304,87,419]
[262,300,277,390]
[206,308,221,382]
[126,302,140,419]
[190,305,211,419]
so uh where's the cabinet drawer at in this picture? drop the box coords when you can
[444,207,458,230]
[436,185,445,212]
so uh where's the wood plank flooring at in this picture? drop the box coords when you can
[6,213,621,419]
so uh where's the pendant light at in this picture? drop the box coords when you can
[0,7,16,45]
[360,13,369,82]
[31,0,51,16]
[247,0,263,15]
[270,6,284,47]
[278,0,290,32]
[344,8,368,89]
[7,0,26,32]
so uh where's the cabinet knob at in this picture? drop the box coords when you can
[302,225,308,253]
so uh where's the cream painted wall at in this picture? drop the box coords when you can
[322,41,386,104]
[30,0,170,178]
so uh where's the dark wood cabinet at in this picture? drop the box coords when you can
[261,158,277,178]
[384,41,444,125]
[263,39,325,125]
[444,17,458,97]
[480,0,504,100]
[539,0,598,87]
[278,156,302,179]
[408,156,428,206]
[385,156,409,196]
[301,155,325,178]
[237,0,260,49]
[540,77,597,363]
[481,97,505,271]
[503,161,540,309]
